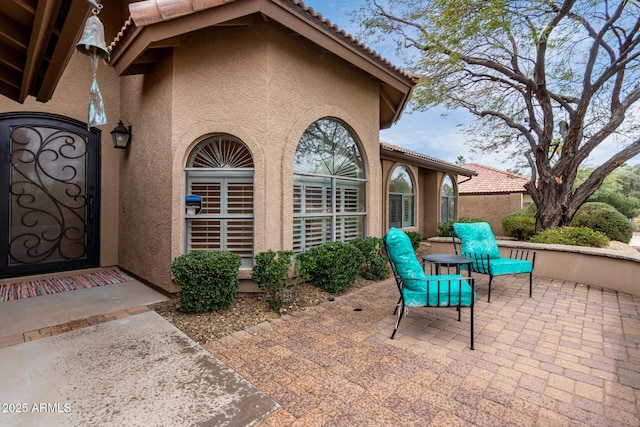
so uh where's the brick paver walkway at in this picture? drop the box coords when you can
[205,275,640,426]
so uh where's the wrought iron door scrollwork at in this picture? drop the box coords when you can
[9,125,88,265]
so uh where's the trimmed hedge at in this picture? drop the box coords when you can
[251,250,293,312]
[170,250,241,313]
[296,242,364,293]
[571,202,634,243]
[530,226,610,248]
[350,237,390,280]
[502,215,536,240]
[405,231,422,250]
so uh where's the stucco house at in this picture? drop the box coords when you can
[0,0,473,293]
[458,163,533,235]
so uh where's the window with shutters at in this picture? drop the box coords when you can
[293,118,366,253]
[389,166,414,228]
[185,135,254,267]
[440,174,457,223]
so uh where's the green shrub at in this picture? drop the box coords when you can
[506,204,537,218]
[437,217,486,237]
[170,250,241,313]
[530,226,610,248]
[350,237,390,280]
[297,242,365,293]
[405,231,422,250]
[571,202,634,243]
[588,190,640,219]
[251,250,294,312]
[502,216,536,240]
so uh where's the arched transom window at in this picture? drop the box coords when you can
[293,118,366,253]
[440,174,457,223]
[184,135,254,266]
[389,166,415,228]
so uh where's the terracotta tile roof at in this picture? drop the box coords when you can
[111,0,418,83]
[458,163,530,194]
[380,143,476,177]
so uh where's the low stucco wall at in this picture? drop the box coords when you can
[428,237,640,296]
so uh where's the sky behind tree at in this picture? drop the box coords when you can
[301,0,639,171]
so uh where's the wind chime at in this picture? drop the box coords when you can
[76,0,109,128]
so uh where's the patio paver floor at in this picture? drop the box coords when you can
[205,274,640,426]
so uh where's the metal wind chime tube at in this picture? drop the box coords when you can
[76,0,109,129]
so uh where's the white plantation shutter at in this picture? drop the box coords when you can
[389,166,415,228]
[293,119,366,253]
[185,136,254,266]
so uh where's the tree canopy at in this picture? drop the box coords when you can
[359,0,640,229]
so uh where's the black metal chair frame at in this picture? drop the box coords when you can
[453,237,536,303]
[385,240,475,350]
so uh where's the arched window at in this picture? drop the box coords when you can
[184,135,254,266]
[389,166,415,228]
[440,174,456,223]
[293,118,366,252]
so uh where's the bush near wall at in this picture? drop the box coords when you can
[170,250,241,313]
[502,215,536,240]
[571,202,635,243]
[350,237,390,280]
[405,231,422,250]
[588,190,640,219]
[530,226,610,248]
[251,250,294,312]
[296,242,364,293]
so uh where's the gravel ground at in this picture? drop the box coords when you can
[150,277,378,344]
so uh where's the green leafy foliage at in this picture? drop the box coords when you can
[571,202,635,243]
[296,242,365,294]
[588,190,640,219]
[502,216,536,241]
[405,231,422,250]
[506,204,537,218]
[251,250,294,312]
[350,237,390,280]
[437,217,486,237]
[530,227,610,248]
[170,250,241,313]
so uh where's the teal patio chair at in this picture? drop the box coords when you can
[452,222,536,303]
[384,228,476,349]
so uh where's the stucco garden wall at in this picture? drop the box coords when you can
[116,21,383,292]
[428,237,640,296]
[0,54,122,270]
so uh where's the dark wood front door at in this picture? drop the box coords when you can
[0,113,100,278]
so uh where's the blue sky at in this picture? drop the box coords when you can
[302,0,639,171]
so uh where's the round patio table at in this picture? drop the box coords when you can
[422,254,473,276]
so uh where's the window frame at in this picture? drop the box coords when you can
[184,136,254,267]
[388,165,415,228]
[440,174,457,223]
[293,118,367,253]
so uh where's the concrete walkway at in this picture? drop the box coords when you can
[0,275,278,426]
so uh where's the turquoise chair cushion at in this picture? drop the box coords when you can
[453,222,501,259]
[402,275,475,307]
[385,228,426,291]
[488,258,532,275]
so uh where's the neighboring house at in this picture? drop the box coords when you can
[458,163,533,234]
[0,0,474,292]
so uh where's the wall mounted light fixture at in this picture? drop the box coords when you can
[111,119,132,149]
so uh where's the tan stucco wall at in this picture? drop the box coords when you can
[114,22,383,291]
[0,53,121,270]
[459,193,526,235]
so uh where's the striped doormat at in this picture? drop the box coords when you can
[0,269,133,302]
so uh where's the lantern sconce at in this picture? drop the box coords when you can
[111,119,132,149]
